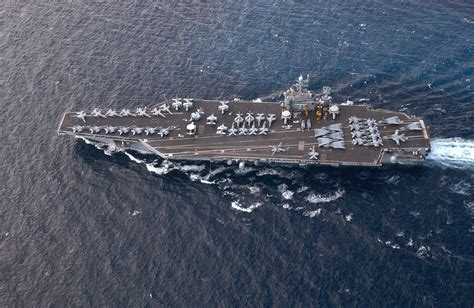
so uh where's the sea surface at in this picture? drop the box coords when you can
[1,1,474,306]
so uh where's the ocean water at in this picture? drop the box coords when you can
[1,1,473,306]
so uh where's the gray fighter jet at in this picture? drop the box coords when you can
[352,138,365,146]
[145,127,157,135]
[308,146,319,160]
[266,114,276,127]
[270,142,287,155]
[228,123,238,136]
[74,111,87,123]
[172,99,183,111]
[327,123,343,132]
[120,109,133,117]
[159,104,172,115]
[151,107,166,118]
[218,100,229,114]
[106,109,119,117]
[383,116,401,125]
[406,122,422,131]
[136,107,150,117]
[314,128,330,138]
[91,108,105,118]
[234,112,244,126]
[348,116,360,124]
[72,125,85,133]
[255,113,265,127]
[317,137,332,147]
[190,111,201,121]
[216,124,228,135]
[258,122,268,135]
[104,126,117,134]
[118,126,130,135]
[387,129,406,145]
[245,112,254,126]
[89,126,101,134]
[131,126,144,135]
[206,114,217,125]
[183,98,194,111]
[158,127,170,137]
[239,123,248,135]
[330,141,346,149]
[248,123,258,135]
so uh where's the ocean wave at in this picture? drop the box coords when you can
[305,189,345,204]
[231,201,263,213]
[427,138,474,170]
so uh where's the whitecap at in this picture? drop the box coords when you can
[231,201,263,213]
[305,189,345,204]
[427,138,474,170]
[304,209,322,218]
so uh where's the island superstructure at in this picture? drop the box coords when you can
[58,76,430,167]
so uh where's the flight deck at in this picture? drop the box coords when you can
[58,97,430,167]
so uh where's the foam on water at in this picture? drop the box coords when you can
[427,138,474,170]
[305,189,345,204]
[231,201,263,213]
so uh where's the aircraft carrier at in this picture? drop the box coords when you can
[58,76,430,167]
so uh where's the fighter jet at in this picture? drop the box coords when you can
[183,98,194,111]
[259,122,268,135]
[216,124,228,135]
[206,114,217,125]
[106,109,119,117]
[72,125,85,133]
[245,112,254,126]
[351,130,365,138]
[120,109,133,117]
[350,123,362,131]
[118,126,130,135]
[366,118,377,127]
[104,126,117,134]
[387,130,406,145]
[89,126,101,134]
[317,137,332,147]
[190,111,201,121]
[371,138,383,147]
[131,126,144,135]
[255,113,265,127]
[352,138,365,146]
[330,141,346,149]
[406,121,422,131]
[328,132,344,140]
[158,127,170,137]
[172,99,183,111]
[234,112,244,126]
[266,114,276,127]
[383,116,401,125]
[327,123,343,132]
[218,100,229,114]
[151,107,166,118]
[348,116,360,124]
[270,142,287,155]
[308,146,319,160]
[159,104,172,115]
[136,107,150,117]
[145,127,157,135]
[91,108,106,118]
[248,123,258,135]
[228,123,238,136]
[239,123,248,135]
[73,111,87,123]
[314,128,330,138]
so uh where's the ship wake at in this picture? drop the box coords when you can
[427,138,474,170]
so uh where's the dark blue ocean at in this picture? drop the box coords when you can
[1,1,473,306]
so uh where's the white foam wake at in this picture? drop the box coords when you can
[427,138,474,170]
